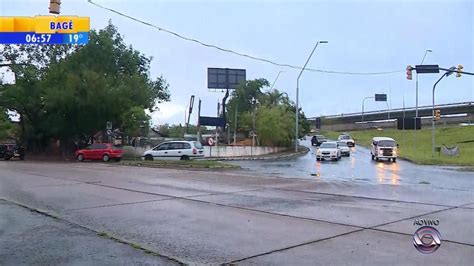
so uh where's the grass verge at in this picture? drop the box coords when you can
[119,159,239,169]
[322,126,474,166]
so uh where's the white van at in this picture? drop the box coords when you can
[370,137,398,162]
[143,141,204,161]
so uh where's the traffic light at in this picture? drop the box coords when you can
[406,65,413,80]
[49,0,61,15]
[456,64,463,78]
[434,109,441,120]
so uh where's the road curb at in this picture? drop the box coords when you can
[118,161,240,170]
[203,146,310,161]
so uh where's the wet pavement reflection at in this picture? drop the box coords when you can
[231,138,472,190]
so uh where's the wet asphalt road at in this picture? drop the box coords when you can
[234,138,474,191]
[0,151,473,264]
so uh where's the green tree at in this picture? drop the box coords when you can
[224,78,311,145]
[0,45,74,148]
[121,106,151,137]
[258,89,288,107]
[156,123,170,137]
[256,105,294,146]
[226,79,269,131]
[0,22,170,152]
[168,124,184,138]
[0,109,13,140]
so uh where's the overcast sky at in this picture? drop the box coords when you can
[1,0,472,125]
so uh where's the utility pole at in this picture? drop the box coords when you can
[233,104,238,145]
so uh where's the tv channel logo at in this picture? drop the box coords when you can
[413,220,441,254]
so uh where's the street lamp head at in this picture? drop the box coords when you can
[319,41,329,44]
[426,49,432,53]
[446,66,456,76]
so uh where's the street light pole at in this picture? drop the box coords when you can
[270,71,284,90]
[431,67,455,157]
[295,40,328,152]
[252,97,256,147]
[416,50,432,122]
[361,96,375,124]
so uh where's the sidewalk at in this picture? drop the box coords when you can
[0,199,177,265]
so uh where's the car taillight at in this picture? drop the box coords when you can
[192,148,197,154]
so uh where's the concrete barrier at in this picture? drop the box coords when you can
[204,146,286,158]
[122,145,287,158]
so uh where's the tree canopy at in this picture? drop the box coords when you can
[226,78,310,146]
[0,23,170,152]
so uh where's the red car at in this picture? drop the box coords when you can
[75,143,123,162]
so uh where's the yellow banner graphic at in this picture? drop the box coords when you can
[0,16,90,33]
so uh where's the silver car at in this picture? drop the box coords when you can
[337,141,351,157]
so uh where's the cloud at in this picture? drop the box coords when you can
[149,102,186,126]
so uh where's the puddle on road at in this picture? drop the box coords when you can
[273,164,292,167]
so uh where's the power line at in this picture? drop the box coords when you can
[87,0,403,76]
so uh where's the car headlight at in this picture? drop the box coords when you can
[378,150,383,155]
[316,150,320,155]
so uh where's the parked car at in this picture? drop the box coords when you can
[75,143,123,162]
[311,135,327,146]
[336,141,351,157]
[337,134,355,147]
[0,143,25,160]
[316,141,341,161]
[143,141,204,161]
[370,137,398,162]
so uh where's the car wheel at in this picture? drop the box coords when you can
[392,158,397,163]
[77,154,84,161]
[180,155,190,161]
[316,158,321,161]
[371,154,374,160]
[102,154,110,162]
[144,154,153,161]
[375,157,379,161]
[4,156,10,161]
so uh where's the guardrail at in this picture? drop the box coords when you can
[309,101,473,120]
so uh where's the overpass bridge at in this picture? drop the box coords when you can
[308,101,473,131]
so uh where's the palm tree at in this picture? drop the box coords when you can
[260,89,288,106]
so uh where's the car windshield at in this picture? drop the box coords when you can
[340,135,350,139]
[337,142,348,147]
[193,142,203,149]
[378,140,396,147]
[320,142,336,149]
